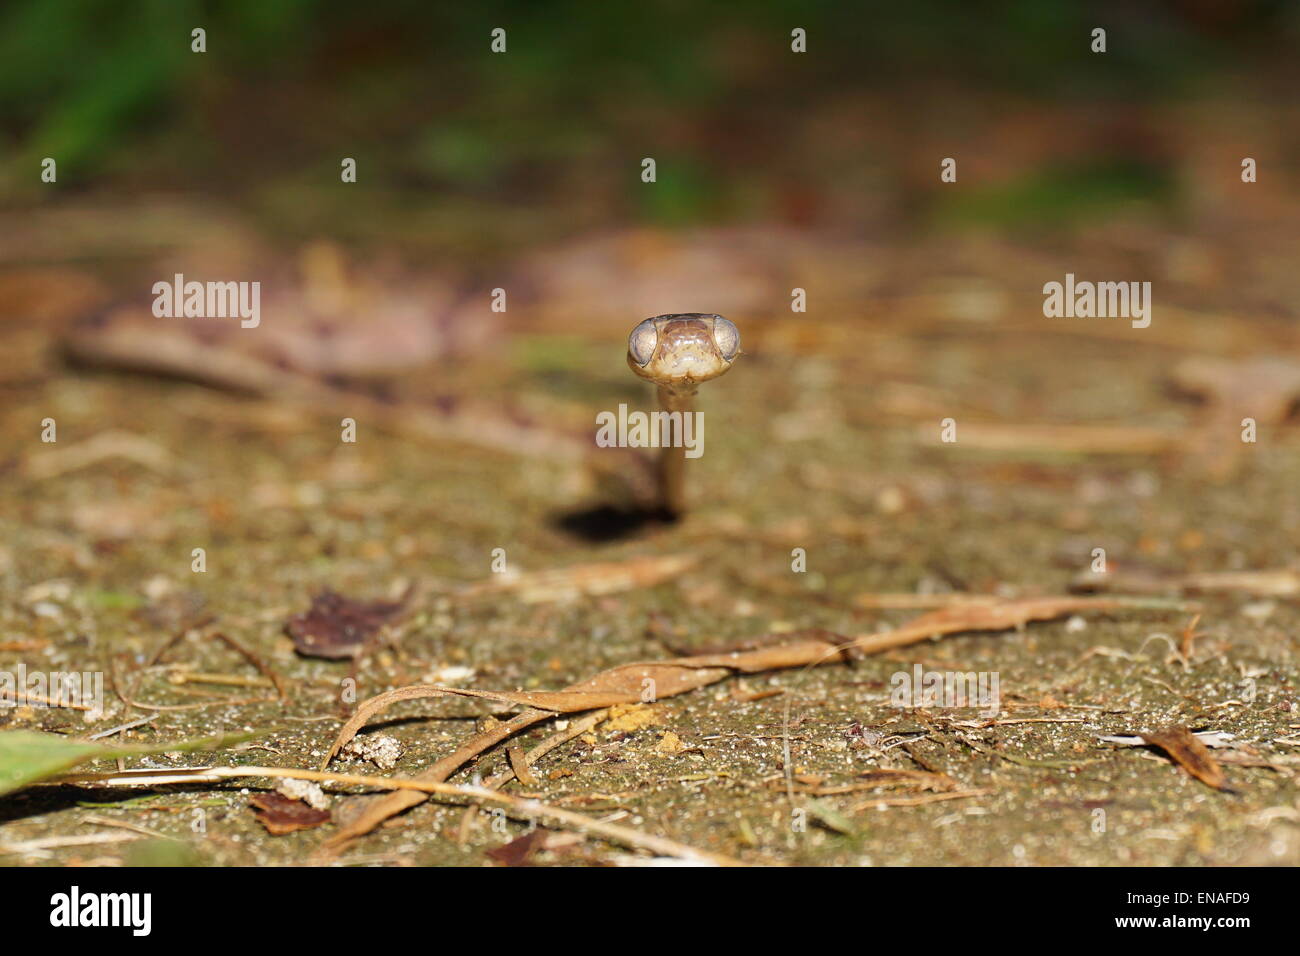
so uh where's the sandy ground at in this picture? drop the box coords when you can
[1,219,1297,867]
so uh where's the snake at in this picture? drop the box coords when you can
[626,313,740,517]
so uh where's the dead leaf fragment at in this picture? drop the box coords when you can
[486,830,544,866]
[249,792,332,835]
[286,590,409,659]
[1139,726,1235,792]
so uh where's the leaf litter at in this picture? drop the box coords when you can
[0,593,1256,865]
[317,595,1186,851]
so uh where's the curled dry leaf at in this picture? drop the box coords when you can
[286,589,410,659]
[506,745,538,787]
[248,792,332,835]
[1138,726,1235,792]
[320,595,1174,850]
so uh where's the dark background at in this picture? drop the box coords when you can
[5,0,1298,251]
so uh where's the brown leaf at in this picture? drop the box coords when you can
[249,793,332,835]
[486,830,543,867]
[1140,726,1234,792]
[286,590,409,659]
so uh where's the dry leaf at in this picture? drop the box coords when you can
[1139,726,1235,792]
[286,589,409,659]
[486,830,543,866]
[249,792,332,834]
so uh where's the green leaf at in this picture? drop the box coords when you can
[0,729,258,797]
[805,799,857,836]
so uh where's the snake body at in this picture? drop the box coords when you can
[626,313,740,516]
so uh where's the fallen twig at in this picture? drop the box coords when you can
[322,595,1182,850]
[48,765,743,866]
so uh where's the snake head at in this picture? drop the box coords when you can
[627,313,740,388]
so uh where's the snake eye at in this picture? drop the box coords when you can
[711,316,739,361]
[628,318,658,367]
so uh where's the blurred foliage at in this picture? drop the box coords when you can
[124,838,208,866]
[1,0,1296,218]
[935,158,1177,228]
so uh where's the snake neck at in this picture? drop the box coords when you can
[657,384,697,414]
[655,385,696,518]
